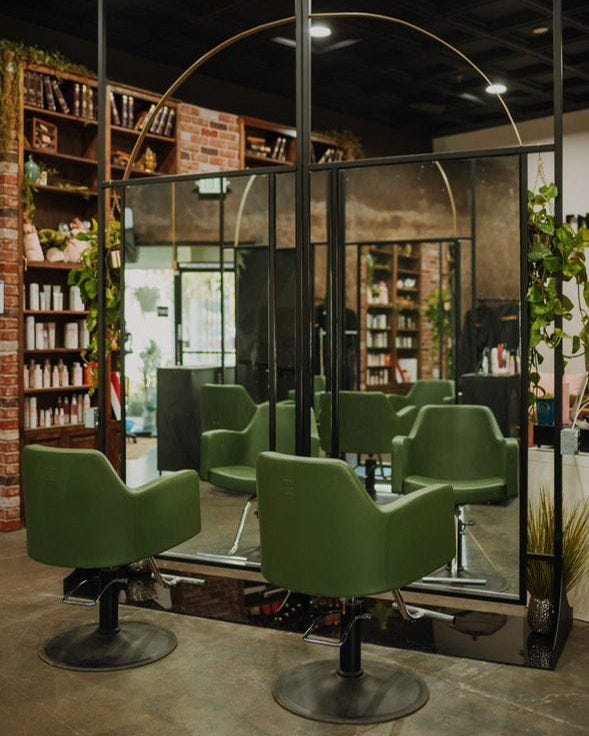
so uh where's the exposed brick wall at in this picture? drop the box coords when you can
[176,104,240,174]
[0,68,22,530]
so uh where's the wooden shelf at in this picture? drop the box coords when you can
[24,385,91,395]
[24,104,98,127]
[396,286,419,294]
[24,424,95,438]
[367,303,394,309]
[34,184,97,198]
[110,125,175,143]
[24,146,97,167]
[24,348,85,355]
[110,164,160,177]
[25,261,82,271]
[24,310,89,316]
[245,152,291,166]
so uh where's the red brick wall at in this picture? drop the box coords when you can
[177,103,240,174]
[0,76,22,530]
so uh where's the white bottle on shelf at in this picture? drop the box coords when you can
[72,361,83,387]
[43,359,51,388]
[35,322,45,350]
[65,322,78,349]
[29,397,38,429]
[47,323,56,349]
[26,316,35,350]
[71,396,78,424]
[33,362,42,389]
[51,363,59,388]
[29,283,39,311]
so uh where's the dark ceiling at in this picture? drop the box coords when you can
[2,0,589,139]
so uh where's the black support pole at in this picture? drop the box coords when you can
[295,0,312,455]
[328,169,340,457]
[220,183,226,382]
[97,0,107,453]
[338,600,363,678]
[470,160,477,373]
[98,569,120,636]
[268,174,277,451]
[552,0,564,613]
[519,153,530,605]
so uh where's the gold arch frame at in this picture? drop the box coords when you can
[123,11,523,180]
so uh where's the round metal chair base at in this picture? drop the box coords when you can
[273,659,429,724]
[40,621,177,672]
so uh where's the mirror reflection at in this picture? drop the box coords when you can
[121,155,523,599]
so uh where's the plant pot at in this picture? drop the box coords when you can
[526,632,553,669]
[536,398,555,427]
[527,596,557,636]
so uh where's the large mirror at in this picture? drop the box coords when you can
[117,151,528,601]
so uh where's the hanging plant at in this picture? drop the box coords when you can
[527,183,589,412]
[424,287,453,375]
[0,40,90,157]
[68,219,121,391]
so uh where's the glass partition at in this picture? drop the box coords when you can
[111,150,534,602]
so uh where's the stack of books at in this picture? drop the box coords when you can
[24,71,71,116]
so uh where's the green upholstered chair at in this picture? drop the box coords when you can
[392,405,519,586]
[257,451,455,723]
[318,391,416,496]
[200,402,320,554]
[388,379,455,414]
[287,375,327,419]
[200,383,258,433]
[23,445,201,671]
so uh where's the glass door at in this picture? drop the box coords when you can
[176,268,236,368]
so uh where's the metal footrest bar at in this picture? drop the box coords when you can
[147,558,205,588]
[62,575,126,607]
[392,590,456,624]
[421,574,487,585]
[229,494,256,556]
[303,610,373,648]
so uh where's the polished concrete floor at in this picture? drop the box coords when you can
[2,530,588,736]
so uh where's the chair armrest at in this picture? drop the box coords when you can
[443,395,454,404]
[200,429,245,480]
[396,405,417,436]
[504,438,519,499]
[388,394,408,412]
[392,435,412,493]
[378,483,455,589]
[131,470,201,560]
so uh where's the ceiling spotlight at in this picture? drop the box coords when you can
[532,26,550,35]
[485,82,507,95]
[310,23,332,38]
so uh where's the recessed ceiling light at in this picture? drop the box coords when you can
[310,23,332,39]
[485,82,507,95]
[532,26,550,35]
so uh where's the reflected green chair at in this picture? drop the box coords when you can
[200,383,258,433]
[257,451,455,724]
[388,379,455,414]
[318,391,416,496]
[23,445,201,671]
[392,405,518,586]
[200,402,320,554]
[287,374,327,421]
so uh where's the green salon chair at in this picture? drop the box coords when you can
[200,383,258,432]
[257,451,455,724]
[318,391,416,496]
[392,405,518,587]
[388,379,455,414]
[200,402,320,555]
[23,445,201,671]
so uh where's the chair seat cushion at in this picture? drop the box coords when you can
[403,474,507,505]
[209,465,257,494]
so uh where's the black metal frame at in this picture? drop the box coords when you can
[97,0,568,640]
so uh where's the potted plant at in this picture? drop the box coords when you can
[139,339,161,435]
[527,486,589,634]
[536,392,555,427]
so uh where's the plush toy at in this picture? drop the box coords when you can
[23,222,44,261]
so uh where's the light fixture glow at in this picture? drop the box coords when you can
[310,23,332,38]
[485,82,507,95]
[532,26,550,35]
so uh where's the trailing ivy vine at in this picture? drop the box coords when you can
[0,40,90,157]
[68,220,121,390]
[527,183,589,411]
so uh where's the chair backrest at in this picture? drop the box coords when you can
[244,402,319,465]
[200,384,257,432]
[409,405,505,480]
[318,391,395,454]
[23,445,134,568]
[408,380,454,409]
[257,452,384,596]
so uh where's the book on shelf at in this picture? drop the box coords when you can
[157,106,169,135]
[134,110,147,131]
[109,90,120,125]
[163,108,175,137]
[121,94,128,128]
[128,95,135,128]
[42,76,56,111]
[86,86,94,119]
[80,84,88,118]
[73,83,80,117]
[51,79,70,114]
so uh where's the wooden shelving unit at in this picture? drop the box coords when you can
[362,245,422,391]
[239,116,343,168]
[17,65,180,469]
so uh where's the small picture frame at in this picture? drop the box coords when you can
[32,118,58,153]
